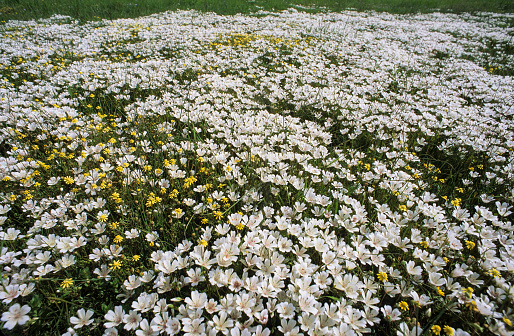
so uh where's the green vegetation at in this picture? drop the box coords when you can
[0,0,513,22]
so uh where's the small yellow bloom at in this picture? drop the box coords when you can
[466,300,477,310]
[503,316,512,327]
[488,268,501,278]
[377,272,388,283]
[60,278,73,288]
[437,287,445,296]
[398,301,409,311]
[213,211,223,220]
[63,176,74,184]
[199,239,208,247]
[132,255,140,262]
[443,325,453,336]
[113,235,123,243]
[462,287,474,297]
[431,325,441,335]
[109,260,122,270]
[465,241,475,249]
[201,218,209,224]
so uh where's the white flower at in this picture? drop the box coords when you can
[397,322,423,336]
[185,290,208,309]
[69,308,94,329]
[406,261,422,276]
[103,328,118,336]
[428,272,446,287]
[123,310,142,330]
[104,306,125,328]
[135,318,159,336]
[1,303,31,330]
[210,311,233,335]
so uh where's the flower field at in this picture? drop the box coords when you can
[0,8,513,336]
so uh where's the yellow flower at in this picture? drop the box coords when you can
[451,198,461,207]
[431,325,441,335]
[63,176,74,184]
[113,235,123,243]
[503,316,512,327]
[132,255,140,262]
[60,278,73,288]
[201,218,209,224]
[437,287,445,296]
[465,241,475,249]
[462,287,474,298]
[488,268,501,278]
[213,211,223,220]
[109,260,122,270]
[199,239,208,247]
[398,301,409,311]
[377,272,388,283]
[443,326,453,336]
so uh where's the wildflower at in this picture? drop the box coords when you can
[70,309,94,329]
[63,176,74,184]
[443,326,453,335]
[462,287,473,298]
[132,255,140,262]
[377,272,388,283]
[123,310,141,331]
[109,260,122,270]
[113,235,123,243]
[431,325,441,335]
[97,210,109,222]
[488,268,501,278]
[199,239,208,247]
[437,287,445,296]
[398,301,409,311]
[61,278,74,288]
[1,304,31,330]
[465,241,475,249]
[503,316,512,327]
[213,211,223,220]
[104,306,125,328]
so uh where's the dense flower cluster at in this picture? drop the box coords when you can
[0,8,513,336]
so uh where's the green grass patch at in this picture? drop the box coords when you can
[0,0,513,22]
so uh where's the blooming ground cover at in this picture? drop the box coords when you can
[0,8,513,336]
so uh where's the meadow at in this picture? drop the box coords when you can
[0,2,514,336]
